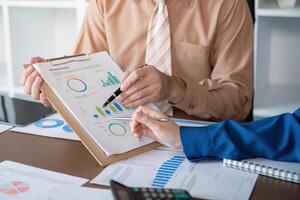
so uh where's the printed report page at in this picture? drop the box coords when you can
[34,52,153,155]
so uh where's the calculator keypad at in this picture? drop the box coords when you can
[132,187,192,200]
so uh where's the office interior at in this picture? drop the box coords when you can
[0,0,299,199]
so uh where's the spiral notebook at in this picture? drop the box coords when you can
[223,158,300,184]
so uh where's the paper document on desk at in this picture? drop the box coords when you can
[34,52,153,155]
[12,113,80,141]
[0,124,12,134]
[38,186,114,200]
[91,149,258,200]
[0,161,88,200]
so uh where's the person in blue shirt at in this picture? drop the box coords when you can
[130,106,300,162]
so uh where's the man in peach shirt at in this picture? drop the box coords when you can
[22,0,253,121]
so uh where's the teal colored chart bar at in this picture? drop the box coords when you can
[108,72,120,84]
[101,71,121,87]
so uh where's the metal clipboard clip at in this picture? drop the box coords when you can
[47,53,90,66]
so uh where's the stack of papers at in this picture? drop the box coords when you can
[39,186,113,200]
[0,124,12,134]
[12,113,80,141]
[91,149,258,200]
[0,161,88,200]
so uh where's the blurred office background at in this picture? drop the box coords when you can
[0,0,299,119]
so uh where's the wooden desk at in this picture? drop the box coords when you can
[1,131,300,199]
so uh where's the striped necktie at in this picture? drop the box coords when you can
[145,0,173,115]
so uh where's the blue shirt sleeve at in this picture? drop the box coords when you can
[180,108,300,162]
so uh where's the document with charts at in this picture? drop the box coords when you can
[33,52,153,156]
[0,161,88,200]
[91,149,258,200]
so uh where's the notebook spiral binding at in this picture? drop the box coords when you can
[223,159,300,184]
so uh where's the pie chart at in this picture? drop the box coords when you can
[0,181,30,195]
[67,78,87,92]
[108,123,126,136]
[34,118,64,128]
[63,124,73,133]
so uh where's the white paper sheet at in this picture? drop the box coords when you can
[0,161,88,200]
[91,149,258,200]
[0,124,12,134]
[38,186,114,200]
[12,113,80,141]
[34,52,153,155]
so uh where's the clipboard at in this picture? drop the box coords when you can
[24,53,162,166]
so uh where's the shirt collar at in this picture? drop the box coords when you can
[130,0,194,9]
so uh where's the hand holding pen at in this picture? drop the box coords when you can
[107,64,179,109]
[102,64,147,108]
[130,106,182,149]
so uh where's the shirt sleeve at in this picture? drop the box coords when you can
[172,0,253,121]
[180,108,300,163]
[74,0,108,54]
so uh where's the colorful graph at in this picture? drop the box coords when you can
[101,72,120,87]
[34,119,64,128]
[152,155,185,188]
[95,102,124,117]
[67,78,87,92]
[62,125,73,133]
[34,118,73,133]
[0,181,30,195]
[108,123,127,136]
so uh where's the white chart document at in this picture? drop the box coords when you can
[34,52,153,155]
[0,124,12,134]
[39,186,114,200]
[0,161,88,200]
[12,113,80,141]
[91,149,258,200]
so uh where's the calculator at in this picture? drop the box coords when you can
[110,180,201,200]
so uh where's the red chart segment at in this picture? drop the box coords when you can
[0,181,30,195]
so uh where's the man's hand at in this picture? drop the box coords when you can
[21,57,51,107]
[119,65,185,108]
[131,106,182,149]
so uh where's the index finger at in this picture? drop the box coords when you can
[30,57,46,64]
[21,66,35,86]
[121,71,132,82]
[131,108,142,133]
[120,68,148,91]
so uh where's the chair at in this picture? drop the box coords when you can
[247,0,255,22]
[245,0,255,122]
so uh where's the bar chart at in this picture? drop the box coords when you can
[151,155,185,188]
[101,71,120,87]
[95,102,124,118]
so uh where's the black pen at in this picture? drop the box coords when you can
[102,64,147,108]
[102,88,122,108]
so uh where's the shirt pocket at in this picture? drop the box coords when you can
[172,41,211,81]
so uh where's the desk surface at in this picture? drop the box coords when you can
[1,130,300,200]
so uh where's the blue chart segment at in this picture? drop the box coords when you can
[34,119,64,128]
[62,125,73,133]
[152,155,185,188]
[101,71,120,87]
[95,101,124,118]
